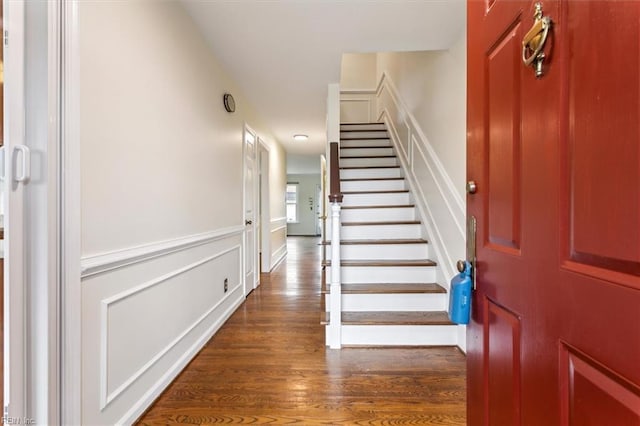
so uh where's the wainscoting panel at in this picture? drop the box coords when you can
[375,72,466,350]
[340,91,377,124]
[376,72,465,288]
[81,229,244,425]
[270,217,287,270]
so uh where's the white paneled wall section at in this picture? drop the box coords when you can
[76,1,287,424]
[340,90,377,124]
[81,229,243,424]
[376,72,465,288]
[270,216,288,270]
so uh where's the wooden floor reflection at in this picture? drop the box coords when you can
[137,236,466,425]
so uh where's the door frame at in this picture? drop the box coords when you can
[3,0,27,418]
[1,0,73,423]
[56,0,82,424]
[258,139,271,275]
[242,124,258,295]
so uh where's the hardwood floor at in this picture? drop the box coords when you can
[137,236,466,425]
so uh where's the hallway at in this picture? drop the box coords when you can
[137,237,466,425]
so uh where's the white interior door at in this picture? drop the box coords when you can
[243,127,257,294]
[3,0,27,418]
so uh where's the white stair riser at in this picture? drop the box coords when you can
[341,131,389,139]
[326,243,429,260]
[325,293,447,312]
[341,124,386,131]
[341,139,392,148]
[342,192,410,206]
[327,216,422,236]
[341,147,394,157]
[338,325,458,346]
[341,179,406,192]
[326,266,436,283]
[340,168,401,179]
[341,207,415,222]
[340,157,398,167]
[341,224,422,239]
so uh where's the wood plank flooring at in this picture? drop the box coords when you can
[136,236,466,425]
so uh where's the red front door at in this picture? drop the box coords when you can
[467,0,640,424]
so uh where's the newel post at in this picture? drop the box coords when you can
[328,142,343,349]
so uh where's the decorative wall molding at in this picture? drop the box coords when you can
[270,216,287,233]
[81,225,244,279]
[376,71,465,284]
[99,245,242,410]
[270,217,287,271]
[271,243,287,271]
[116,291,244,425]
[340,89,377,124]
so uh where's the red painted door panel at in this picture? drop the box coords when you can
[467,1,640,425]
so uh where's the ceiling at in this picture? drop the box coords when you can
[182,0,465,155]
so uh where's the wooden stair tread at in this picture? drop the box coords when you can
[341,204,415,209]
[341,137,390,140]
[342,189,408,194]
[321,283,446,294]
[340,165,400,170]
[340,177,405,181]
[340,155,397,159]
[340,146,394,150]
[322,259,437,267]
[340,129,388,133]
[321,311,453,326]
[341,220,420,226]
[321,238,427,245]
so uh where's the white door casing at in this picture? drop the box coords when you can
[3,0,27,419]
[243,126,257,294]
[258,139,270,275]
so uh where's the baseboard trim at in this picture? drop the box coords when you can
[270,244,287,271]
[81,225,244,279]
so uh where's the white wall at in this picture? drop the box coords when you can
[374,33,467,278]
[376,36,467,200]
[78,2,286,424]
[286,174,321,236]
[339,54,378,123]
[340,53,377,90]
[373,33,467,351]
[287,153,321,175]
[268,141,288,269]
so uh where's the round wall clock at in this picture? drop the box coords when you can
[223,93,236,113]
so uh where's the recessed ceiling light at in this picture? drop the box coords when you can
[293,134,308,141]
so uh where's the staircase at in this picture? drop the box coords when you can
[322,122,457,346]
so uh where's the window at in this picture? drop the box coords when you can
[286,184,298,223]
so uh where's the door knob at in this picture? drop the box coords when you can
[245,220,253,225]
[466,180,478,194]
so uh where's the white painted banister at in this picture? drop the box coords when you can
[328,202,342,348]
[326,83,343,349]
[327,142,343,349]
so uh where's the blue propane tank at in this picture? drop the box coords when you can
[448,260,473,324]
